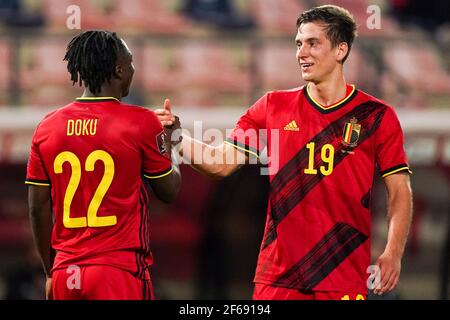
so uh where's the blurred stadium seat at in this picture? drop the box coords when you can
[20,38,68,88]
[114,0,192,33]
[19,37,77,107]
[21,86,80,108]
[383,40,450,107]
[0,40,11,106]
[344,45,378,92]
[316,0,402,37]
[141,44,182,92]
[251,0,304,35]
[44,0,191,33]
[178,42,251,92]
[0,0,444,109]
[138,43,183,106]
[140,42,252,107]
[0,40,11,90]
[260,42,303,91]
[43,0,115,30]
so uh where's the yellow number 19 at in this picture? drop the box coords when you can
[304,142,335,176]
[54,150,117,229]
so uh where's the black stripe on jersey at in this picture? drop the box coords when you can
[134,252,141,279]
[142,280,152,300]
[142,184,152,267]
[305,86,358,114]
[135,185,151,279]
[142,280,146,300]
[361,189,371,210]
[75,98,119,103]
[134,188,145,278]
[140,185,152,278]
[226,137,260,157]
[142,279,150,300]
[380,163,411,177]
[272,222,368,290]
[262,219,277,249]
[149,280,153,300]
[262,101,386,249]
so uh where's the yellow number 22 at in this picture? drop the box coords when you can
[54,150,117,228]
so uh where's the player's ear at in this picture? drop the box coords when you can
[114,64,123,80]
[336,42,349,63]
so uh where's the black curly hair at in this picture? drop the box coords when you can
[64,30,127,94]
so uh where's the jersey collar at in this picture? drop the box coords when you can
[76,96,120,103]
[305,83,357,114]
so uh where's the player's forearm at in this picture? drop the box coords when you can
[148,152,182,204]
[179,134,239,179]
[168,149,182,199]
[384,185,413,257]
[29,204,54,277]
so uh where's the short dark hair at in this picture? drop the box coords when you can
[64,30,127,94]
[296,5,357,63]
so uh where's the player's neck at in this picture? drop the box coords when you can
[81,88,122,101]
[308,74,347,107]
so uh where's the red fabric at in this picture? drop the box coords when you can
[26,98,172,278]
[52,265,153,300]
[229,85,410,292]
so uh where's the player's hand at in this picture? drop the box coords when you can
[155,99,176,127]
[157,99,182,147]
[374,250,401,295]
[45,276,53,300]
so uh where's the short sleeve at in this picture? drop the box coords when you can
[25,126,51,186]
[140,110,173,179]
[226,93,268,158]
[375,107,412,178]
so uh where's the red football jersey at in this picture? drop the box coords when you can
[227,84,411,292]
[26,97,172,279]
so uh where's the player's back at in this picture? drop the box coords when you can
[29,97,170,276]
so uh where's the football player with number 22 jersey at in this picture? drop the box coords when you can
[26,31,182,300]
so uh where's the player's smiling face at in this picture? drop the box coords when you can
[295,22,342,84]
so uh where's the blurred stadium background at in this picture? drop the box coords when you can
[0,0,449,300]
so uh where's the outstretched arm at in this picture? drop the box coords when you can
[155,99,248,179]
[375,172,413,295]
[178,135,248,179]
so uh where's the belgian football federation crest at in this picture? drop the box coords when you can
[341,117,361,152]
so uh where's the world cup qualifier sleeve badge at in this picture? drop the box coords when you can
[341,117,361,154]
[156,130,168,155]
